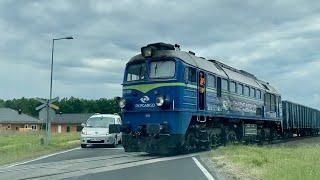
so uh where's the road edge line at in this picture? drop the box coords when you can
[5,147,80,168]
[192,157,215,180]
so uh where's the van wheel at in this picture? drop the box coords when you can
[81,144,87,148]
[111,142,116,148]
[111,138,117,148]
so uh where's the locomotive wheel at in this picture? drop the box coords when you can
[185,131,198,152]
[209,130,220,147]
[258,128,266,145]
[227,130,238,144]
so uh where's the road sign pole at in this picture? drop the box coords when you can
[36,97,59,146]
[46,39,55,145]
[46,102,51,145]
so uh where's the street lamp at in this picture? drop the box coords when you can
[50,36,74,100]
[45,36,73,145]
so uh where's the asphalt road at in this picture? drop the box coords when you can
[0,146,217,180]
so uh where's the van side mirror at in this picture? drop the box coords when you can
[109,124,121,133]
[81,123,86,127]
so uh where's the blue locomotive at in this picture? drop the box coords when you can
[110,42,320,154]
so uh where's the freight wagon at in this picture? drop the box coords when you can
[282,101,320,136]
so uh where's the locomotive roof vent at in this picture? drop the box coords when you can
[188,51,195,55]
[174,43,181,50]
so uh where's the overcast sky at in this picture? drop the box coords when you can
[0,0,319,109]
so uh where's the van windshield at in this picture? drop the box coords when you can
[86,117,115,128]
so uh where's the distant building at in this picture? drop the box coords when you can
[51,113,93,133]
[0,108,43,132]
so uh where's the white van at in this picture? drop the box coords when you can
[80,114,121,148]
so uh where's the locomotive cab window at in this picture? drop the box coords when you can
[237,84,244,94]
[222,79,228,91]
[126,63,146,82]
[265,93,271,111]
[244,86,250,96]
[250,88,255,98]
[271,94,276,111]
[207,74,216,88]
[185,67,196,83]
[256,90,262,99]
[230,81,236,93]
[149,60,175,78]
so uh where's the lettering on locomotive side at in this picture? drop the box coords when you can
[135,103,156,108]
[230,100,257,113]
[207,105,222,111]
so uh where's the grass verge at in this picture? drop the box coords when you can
[0,132,80,166]
[210,142,320,180]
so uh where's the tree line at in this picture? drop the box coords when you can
[0,97,119,117]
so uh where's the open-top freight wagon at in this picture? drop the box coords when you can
[282,101,320,136]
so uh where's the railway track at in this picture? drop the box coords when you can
[0,150,206,180]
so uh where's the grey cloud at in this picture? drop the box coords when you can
[0,0,319,109]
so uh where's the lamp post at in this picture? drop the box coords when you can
[50,36,73,100]
[46,36,73,145]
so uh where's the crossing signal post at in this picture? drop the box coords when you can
[36,97,59,145]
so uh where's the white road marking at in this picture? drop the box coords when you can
[1,151,212,179]
[192,157,215,180]
[96,147,124,150]
[39,152,208,179]
[5,147,80,168]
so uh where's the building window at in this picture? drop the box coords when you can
[207,74,216,88]
[16,127,19,131]
[244,86,250,96]
[66,126,71,132]
[222,79,228,91]
[230,81,236,93]
[31,125,37,130]
[237,84,243,94]
[7,124,11,129]
[25,124,28,128]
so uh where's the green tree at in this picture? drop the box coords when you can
[1,97,118,117]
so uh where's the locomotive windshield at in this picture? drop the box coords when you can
[149,60,175,78]
[126,63,146,82]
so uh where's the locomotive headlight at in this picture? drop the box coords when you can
[119,99,126,108]
[156,96,165,107]
[141,46,155,58]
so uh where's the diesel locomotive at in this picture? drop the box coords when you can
[110,42,320,154]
